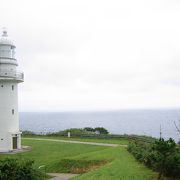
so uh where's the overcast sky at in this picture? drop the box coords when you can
[1,0,180,111]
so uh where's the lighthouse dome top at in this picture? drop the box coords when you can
[0,29,15,48]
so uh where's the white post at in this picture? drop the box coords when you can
[68,132,71,138]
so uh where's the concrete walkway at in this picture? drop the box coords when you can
[23,138,127,147]
[48,173,79,180]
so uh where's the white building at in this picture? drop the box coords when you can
[0,30,24,152]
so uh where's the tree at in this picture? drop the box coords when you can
[152,138,176,180]
[174,120,180,134]
[128,137,180,179]
[63,128,84,133]
[94,127,109,134]
[84,127,95,132]
[174,120,180,144]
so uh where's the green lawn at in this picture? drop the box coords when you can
[0,139,158,180]
[22,135,129,145]
[72,147,157,180]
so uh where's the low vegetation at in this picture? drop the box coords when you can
[0,158,45,180]
[22,128,156,144]
[49,159,108,173]
[0,138,158,180]
[4,128,178,180]
[46,127,109,136]
[128,138,180,180]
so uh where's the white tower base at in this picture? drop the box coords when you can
[0,132,22,152]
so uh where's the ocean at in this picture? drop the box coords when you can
[20,109,180,141]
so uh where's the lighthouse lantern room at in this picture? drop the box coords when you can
[0,29,24,152]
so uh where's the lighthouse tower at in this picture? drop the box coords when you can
[0,30,24,152]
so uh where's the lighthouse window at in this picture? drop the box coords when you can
[12,85,14,90]
[12,109,14,115]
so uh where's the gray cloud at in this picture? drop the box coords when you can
[1,0,180,111]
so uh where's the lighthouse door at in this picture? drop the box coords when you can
[12,137,17,149]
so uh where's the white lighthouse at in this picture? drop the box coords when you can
[0,30,24,152]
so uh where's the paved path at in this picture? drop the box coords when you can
[48,173,79,180]
[23,138,127,147]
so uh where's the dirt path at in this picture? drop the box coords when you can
[23,137,127,147]
[48,173,79,180]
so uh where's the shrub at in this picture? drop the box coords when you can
[46,127,109,137]
[128,138,180,180]
[62,128,84,133]
[0,158,44,180]
[22,130,36,136]
[84,127,95,132]
[152,138,179,179]
[94,127,109,134]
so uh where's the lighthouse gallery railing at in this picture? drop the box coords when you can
[0,70,24,81]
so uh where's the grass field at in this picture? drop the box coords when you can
[22,135,129,145]
[0,138,158,180]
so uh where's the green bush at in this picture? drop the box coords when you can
[22,130,36,136]
[128,138,180,180]
[62,128,84,133]
[84,127,95,132]
[152,138,180,179]
[94,127,109,134]
[46,127,109,137]
[128,140,154,166]
[0,158,44,180]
